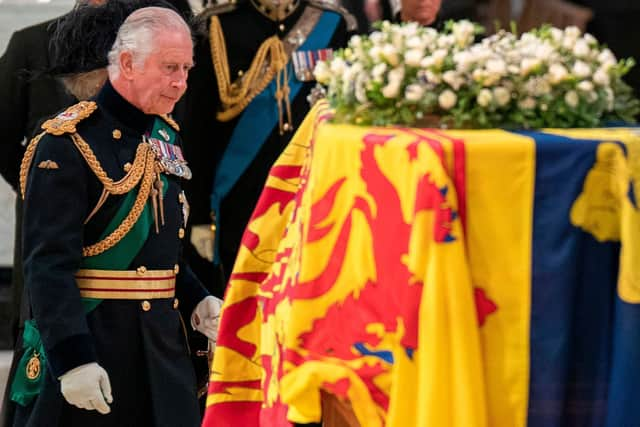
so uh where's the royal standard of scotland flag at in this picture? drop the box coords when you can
[202,102,640,427]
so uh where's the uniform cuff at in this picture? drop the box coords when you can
[47,333,97,378]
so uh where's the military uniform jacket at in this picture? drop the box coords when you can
[181,0,355,295]
[14,81,207,427]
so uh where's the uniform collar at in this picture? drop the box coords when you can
[96,80,155,134]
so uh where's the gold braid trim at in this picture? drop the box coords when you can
[20,131,46,200]
[82,148,156,257]
[160,114,180,131]
[210,15,291,127]
[70,134,149,195]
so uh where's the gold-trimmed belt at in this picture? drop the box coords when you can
[75,269,176,299]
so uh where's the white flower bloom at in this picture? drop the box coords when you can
[593,67,611,86]
[406,35,424,50]
[508,65,521,75]
[486,58,507,76]
[565,26,582,40]
[369,31,384,45]
[550,28,564,43]
[313,61,331,84]
[583,33,597,45]
[405,84,425,102]
[437,34,456,49]
[534,43,554,60]
[381,81,401,98]
[424,70,442,84]
[420,56,435,68]
[350,35,362,48]
[369,46,382,61]
[438,90,457,110]
[443,70,464,90]
[573,39,590,58]
[605,87,614,111]
[453,51,474,72]
[577,80,594,92]
[387,66,405,85]
[493,87,511,106]
[520,58,541,76]
[382,44,399,66]
[564,90,579,108]
[572,60,591,78]
[371,63,387,82]
[519,97,536,109]
[355,73,369,103]
[404,49,424,67]
[431,49,448,67]
[477,89,493,107]
[329,57,346,75]
[598,48,616,65]
[548,63,569,84]
[452,20,476,47]
[472,68,485,83]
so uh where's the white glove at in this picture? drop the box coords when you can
[191,295,223,342]
[59,362,113,414]
[190,224,215,262]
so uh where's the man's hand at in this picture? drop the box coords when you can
[191,295,223,342]
[59,362,113,414]
[190,224,215,262]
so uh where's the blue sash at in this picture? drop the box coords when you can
[210,10,341,263]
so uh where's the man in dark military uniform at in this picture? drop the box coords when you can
[4,5,221,427]
[181,0,357,298]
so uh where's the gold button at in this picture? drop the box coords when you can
[237,70,244,77]
[141,300,151,311]
[123,162,132,172]
[112,129,121,139]
[174,264,180,274]
[283,123,291,132]
[178,193,185,203]
[136,266,147,275]
[178,228,185,239]
[279,24,285,31]
[173,298,179,309]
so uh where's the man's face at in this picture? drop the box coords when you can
[129,31,193,115]
[400,0,441,25]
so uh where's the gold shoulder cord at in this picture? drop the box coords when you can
[209,16,293,133]
[21,131,158,258]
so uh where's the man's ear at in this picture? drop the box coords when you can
[119,51,135,79]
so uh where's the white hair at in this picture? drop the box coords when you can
[107,6,191,79]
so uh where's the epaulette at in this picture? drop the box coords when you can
[41,101,97,136]
[193,1,241,36]
[160,114,180,131]
[307,0,358,32]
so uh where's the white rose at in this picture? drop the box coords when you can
[329,57,346,75]
[564,90,579,108]
[562,36,577,50]
[477,88,493,107]
[493,87,511,106]
[572,60,591,78]
[313,61,331,84]
[518,97,536,109]
[534,43,554,60]
[577,80,594,92]
[405,84,425,102]
[453,51,474,72]
[387,66,405,85]
[548,63,569,84]
[437,34,456,49]
[565,26,582,40]
[438,90,457,110]
[593,67,610,86]
[573,39,590,58]
[583,33,597,45]
[404,49,424,67]
[382,44,399,66]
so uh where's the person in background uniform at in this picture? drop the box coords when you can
[181,0,357,300]
[3,5,222,427]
